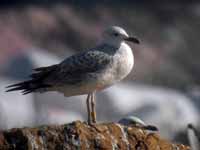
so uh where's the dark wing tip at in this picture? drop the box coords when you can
[6,64,57,94]
[6,83,21,88]
[5,83,25,92]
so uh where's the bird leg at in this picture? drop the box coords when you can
[91,92,97,123]
[86,93,92,124]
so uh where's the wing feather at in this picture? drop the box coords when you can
[6,45,115,94]
[45,50,113,85]
[6,64,58,94]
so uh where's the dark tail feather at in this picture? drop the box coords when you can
[6,80,50,94]
[22,89,35,95]
[6,81,30,92]
[6,81,29,89]
[6,64,58,94]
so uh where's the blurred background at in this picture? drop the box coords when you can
[0,0,199,145]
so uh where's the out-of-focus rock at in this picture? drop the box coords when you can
[0,121,190,150]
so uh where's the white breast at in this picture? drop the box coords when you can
[98,42,134,89]
[113,42,134,81]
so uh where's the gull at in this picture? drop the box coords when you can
[187,124,200,150]
[6,26,140,125]
[118,116,158,131]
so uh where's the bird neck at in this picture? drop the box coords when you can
[101,38,122,49]
[96,42,124,55]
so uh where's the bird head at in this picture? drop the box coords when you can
[102,26,140,47]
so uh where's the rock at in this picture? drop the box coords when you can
[0,121,190,150]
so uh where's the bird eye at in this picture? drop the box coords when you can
[113,33,119,36]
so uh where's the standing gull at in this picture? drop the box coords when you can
[6,26,140,124]
[187,124,200,150]
[118,116,158,131]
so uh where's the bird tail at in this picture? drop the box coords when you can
[6,64,58,94]
[6,80,51,95]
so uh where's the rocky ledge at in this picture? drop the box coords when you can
[0,121,190,150]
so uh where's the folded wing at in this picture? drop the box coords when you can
[6,50,112,94]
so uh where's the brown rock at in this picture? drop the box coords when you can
[0,121,190,150]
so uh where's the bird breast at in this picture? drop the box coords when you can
[114,42,134,80]
[99,42,134,89]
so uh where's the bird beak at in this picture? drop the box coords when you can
[125,37,140,44]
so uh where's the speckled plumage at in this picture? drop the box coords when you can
[6,26,138,97]
[44,42,133,96]
[46,44,115,86]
